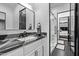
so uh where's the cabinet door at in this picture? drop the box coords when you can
[23,39,42,56]
[25,46,42,56]
[27,50,35,56]
[41,37,47,56]
[36,46,42,56]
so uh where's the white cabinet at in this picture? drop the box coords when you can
[2,47,23,56]
[26,37,47,56]
[27,50,35,56]
[25,37,47,56]
[35,46,42,56]
[24,39,42,56]
[1,37,47,56]
[26,46,42,56]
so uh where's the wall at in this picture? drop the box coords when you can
[30,3,49,56]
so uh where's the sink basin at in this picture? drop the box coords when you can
[25,36,37,42]
[17,36,37,42]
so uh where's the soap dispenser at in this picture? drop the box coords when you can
[37,22,41,36]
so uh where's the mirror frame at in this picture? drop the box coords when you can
[18,3,35,30]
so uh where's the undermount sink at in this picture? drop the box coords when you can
[17,36,37,42]
[25,36,37,41]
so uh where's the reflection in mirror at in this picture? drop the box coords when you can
[19,8,26,30]
[0,3,35,30]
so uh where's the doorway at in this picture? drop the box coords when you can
[49,3,75,56]
[58,16,68,52]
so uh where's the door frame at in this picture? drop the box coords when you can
[75,3,79,56]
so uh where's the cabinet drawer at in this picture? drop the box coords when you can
[35,46,42,56]
[23,39,42,56]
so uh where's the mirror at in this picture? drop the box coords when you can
[19,8,26,30]
[0,3,35,30]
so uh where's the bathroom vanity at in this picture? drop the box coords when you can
[0,3,48,56]
[0,32,47,56]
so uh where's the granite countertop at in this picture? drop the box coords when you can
[0,32,47,55]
